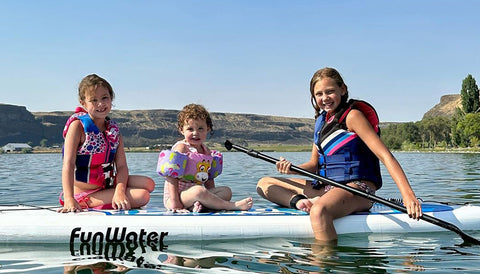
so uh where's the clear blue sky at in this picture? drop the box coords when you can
[1,0,479,122]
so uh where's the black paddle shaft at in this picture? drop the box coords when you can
[224,140,480,245]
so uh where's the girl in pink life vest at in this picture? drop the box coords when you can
[157,104,253,212]
[59,74,155,213]
[256,67,422,243]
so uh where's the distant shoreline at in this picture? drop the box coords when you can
[6,145,479,154]
[26,144,314,154]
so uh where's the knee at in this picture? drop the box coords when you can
[142,191,151,204]
[190,185,209,198]
[223,187,232,200]
[129,175,156,193]
[257,177,270,188]
[145,177,155,193]
[135,190,151,207]
[256,177,272,196]
[310,202,329,220]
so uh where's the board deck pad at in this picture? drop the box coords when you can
[88,202,454,216]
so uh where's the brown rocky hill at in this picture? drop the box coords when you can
[27,108,315,147]
[0,104,44,146]
[422,94,462,119]
[1,94,462,148]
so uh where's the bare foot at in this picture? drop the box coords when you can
[296,196,318,213]
[233,197,253,211]
[191,201,203,213]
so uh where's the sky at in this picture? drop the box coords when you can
[1,0,479,122]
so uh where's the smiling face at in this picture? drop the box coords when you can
[309,67,348,118]
[81,85,112,123]
[313,77,346,115]
[180,118,210,148]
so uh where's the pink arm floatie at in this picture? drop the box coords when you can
[208,150,223,179]
[156,150,188,178]
[156,150,223,184]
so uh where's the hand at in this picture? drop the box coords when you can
[403,196,423,220]
[58,199,83,213]
[112,192,131,210]
[166,199,185,212]
[276,157,292,174]
[168,208,190,213]
[112,198,131,210]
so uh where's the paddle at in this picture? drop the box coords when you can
[224,140,480,245]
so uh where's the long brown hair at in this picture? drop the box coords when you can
[309,67,349,118]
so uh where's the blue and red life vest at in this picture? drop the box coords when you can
[313,99,383,189]
[63,107,120,188]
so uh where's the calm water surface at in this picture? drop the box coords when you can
[0,152,479,273]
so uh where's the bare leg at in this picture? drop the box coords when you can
[257,177,323,211]
[190,186,232,212]
[127,175,156,193]
[86,175,155,208]
[180,185,252,211]
[208,186,232,201]
[309,182,375,242]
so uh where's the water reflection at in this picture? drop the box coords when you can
[1,152,480,272]
[64,262,130,274]
[2,232,480,273]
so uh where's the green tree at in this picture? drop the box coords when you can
[381,122,421,149]
[460,74,480,114]
[418,117,452,148]
[471,136,480,147]
[381,124,403,149]
[454,113,480,147]
[451,107,466,146]
[401,122,421,143]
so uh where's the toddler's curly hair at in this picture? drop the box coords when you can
[177,104,214,136]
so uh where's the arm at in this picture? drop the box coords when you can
[162,143,191,210]
[346,109,422,219]
[204,179,215,189]
[165,176,184,210]
[112,135,130,210]
[276,144,319,175]
[204,145,217,189]
[298,144,320,172]
[59,120,83,213]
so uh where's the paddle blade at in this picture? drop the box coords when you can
[224,140,233,151]
[459,232,480,246]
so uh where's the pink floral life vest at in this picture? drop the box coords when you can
[63,107,120,187]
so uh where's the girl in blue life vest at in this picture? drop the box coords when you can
[256,67,423,243]
[59,74,155,213]
[157,104,253,212]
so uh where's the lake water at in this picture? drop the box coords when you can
[0,151,479,273]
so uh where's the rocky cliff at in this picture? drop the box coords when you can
[2,105,315,147]
[422,94,462,119]
[0,104,45,146]
[1,94,462,148]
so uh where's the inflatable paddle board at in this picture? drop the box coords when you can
[0,202,479,244]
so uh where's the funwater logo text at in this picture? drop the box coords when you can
[69,227,168,269]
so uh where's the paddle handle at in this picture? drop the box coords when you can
[224,140,480,245]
